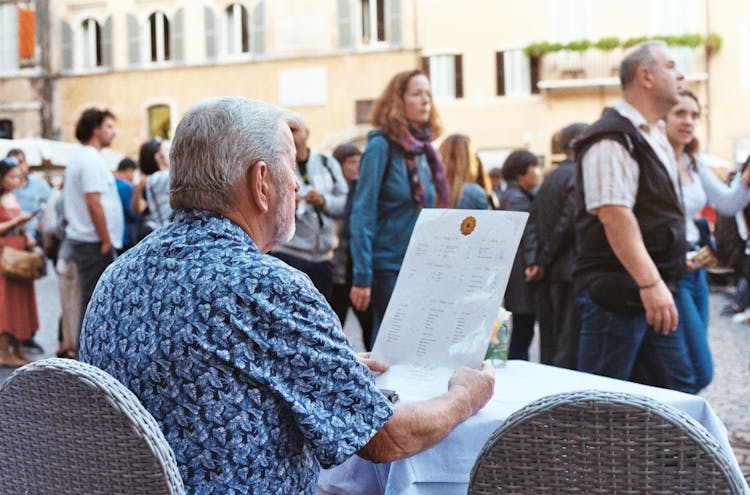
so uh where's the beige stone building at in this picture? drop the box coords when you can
[2,0,750,169]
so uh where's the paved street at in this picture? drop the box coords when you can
[2,269,749,477]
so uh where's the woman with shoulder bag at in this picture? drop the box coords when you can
[0,157,40,367]
[349,69,450,347]
[665,89,750,393]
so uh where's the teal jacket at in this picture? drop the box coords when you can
[350,130,436,287]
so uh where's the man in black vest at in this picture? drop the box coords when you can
[533,122,587,369]
[574,41,695,392]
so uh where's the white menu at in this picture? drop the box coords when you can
[372,209,527,400]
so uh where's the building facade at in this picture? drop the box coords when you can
[2,0,750,169]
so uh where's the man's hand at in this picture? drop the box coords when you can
[350,286,371,311]
[304,189,326,209]
[100,240,112,255]
[525,264,545,282]
[356,352,388,373]
[640,280,678,335]
[447,362,495,416]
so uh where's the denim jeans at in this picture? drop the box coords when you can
[675,269,713,392]
[370,269,399,349]
[576,289,696,393]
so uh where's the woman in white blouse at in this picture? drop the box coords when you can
[665,89,750,393]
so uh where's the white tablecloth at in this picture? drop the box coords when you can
[319,360,749,495]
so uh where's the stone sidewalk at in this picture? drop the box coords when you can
[3,271,750,478]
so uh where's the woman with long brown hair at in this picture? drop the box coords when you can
[439,134,491,209]
[0,157,39,367]
[349,69,450,347]
[665,89,750,393]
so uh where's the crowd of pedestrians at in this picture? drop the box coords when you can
[2,40,749,403]
[1,40,750,494]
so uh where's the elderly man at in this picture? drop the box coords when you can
[574,41,692,391]
[79,97,494,494]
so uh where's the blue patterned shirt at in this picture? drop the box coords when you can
[79,209,393,494]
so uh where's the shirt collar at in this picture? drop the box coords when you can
[613,99,665,134]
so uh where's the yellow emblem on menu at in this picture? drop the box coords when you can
[460,215,477,236]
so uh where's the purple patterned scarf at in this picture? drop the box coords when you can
[388,126,450,208]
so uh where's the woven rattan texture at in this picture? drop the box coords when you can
[0,358,184,495]
[468,390,747,495]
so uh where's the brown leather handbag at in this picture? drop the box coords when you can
[0,243,45,282]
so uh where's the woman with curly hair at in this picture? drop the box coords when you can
[349,69,450,346]
[439,134,491,209]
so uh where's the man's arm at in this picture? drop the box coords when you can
[85,192,112,254]
[597,205,678,334]
[357,363,495,463]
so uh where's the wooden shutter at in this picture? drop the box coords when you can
[530,55,540,94]
[172,8,184,63]
[251,1,266,55]
[18,6,35,61]
[127,14,140,67]
[496,51,505,96]
[101,16,113,68]
[421,56,430,79]
[454,54,463,98]
[61,20,73,72]
[204,6,217,61]
[337,0,352,49]
[388,0,402,45]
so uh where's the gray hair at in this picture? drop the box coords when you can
[169,96,297,212]
[619,40,667,90]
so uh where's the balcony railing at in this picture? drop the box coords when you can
[537,46,707,90]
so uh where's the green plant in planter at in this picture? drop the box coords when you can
[594,37,620,51]
[622,36,649,49]
[524,32,724,58]
[705,32,723,53]
[565,39,592,52]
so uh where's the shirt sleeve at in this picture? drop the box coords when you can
[81,152,110,194]
[697,158,750,216]
[255,269,394,467]
[580,139,639,213]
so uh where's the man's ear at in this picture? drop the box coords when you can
[639,65,654,89]
[248,160,271,213]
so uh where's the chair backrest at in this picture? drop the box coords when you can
[0,358,185,495]
[468,390,747,495]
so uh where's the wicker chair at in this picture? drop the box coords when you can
[0,358,185,495]
[468,390,747,495]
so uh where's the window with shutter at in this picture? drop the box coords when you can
[497,49,531,97]
[251,1,266,55]
[127,14,140,67]
[360,0,386,45]
[148,11,170,63]
[81,18,101,68]
[225,3,249,55]
[424,54,463,99]
[337,0,353,49]
[204,6,218,61]
[172,9,184,63]
[101,16,113,68]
